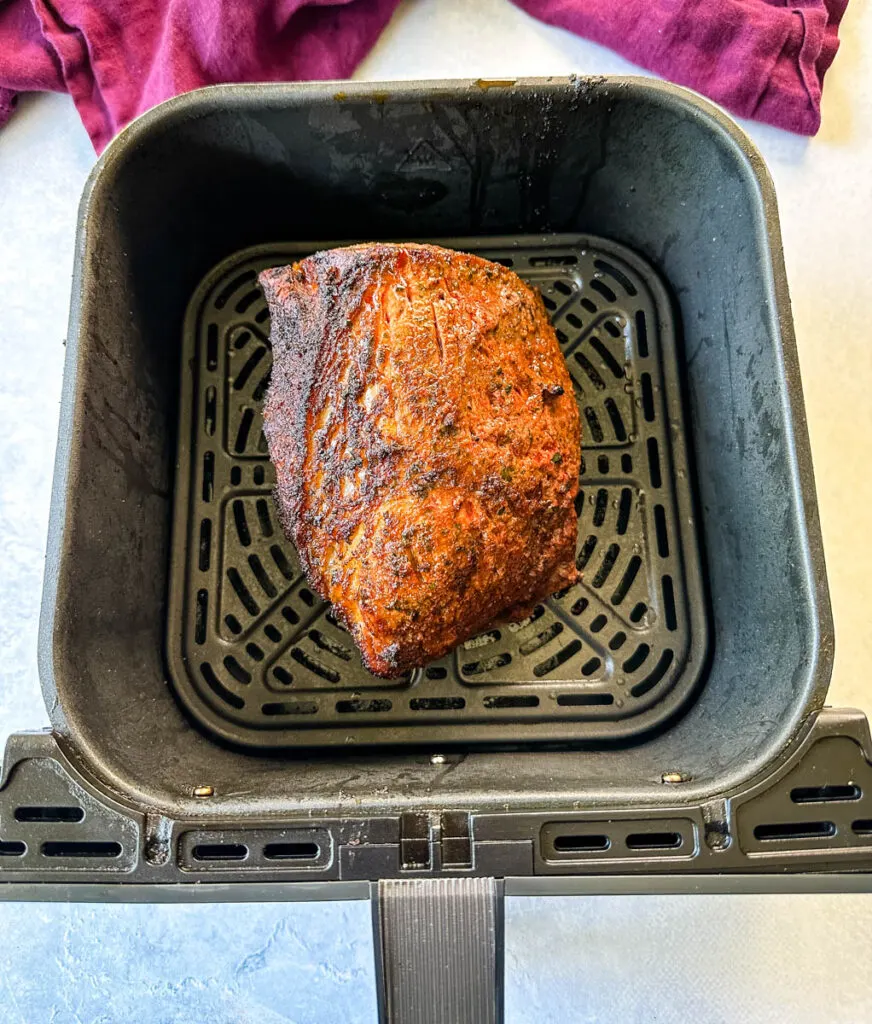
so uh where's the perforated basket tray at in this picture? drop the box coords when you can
[167,234,707,747]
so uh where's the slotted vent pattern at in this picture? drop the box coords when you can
[168,236,707,746]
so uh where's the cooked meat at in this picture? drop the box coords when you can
[259,243,581,677]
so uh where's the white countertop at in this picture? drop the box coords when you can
[1,0,871,1020]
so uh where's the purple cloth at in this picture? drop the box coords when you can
[512,0,848,136]
[0,0,849,151]
[0,0,403,151]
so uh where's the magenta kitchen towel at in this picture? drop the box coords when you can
[0,0,403,151]
[0,0,849,152]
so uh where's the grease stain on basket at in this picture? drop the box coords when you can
[475,79,517,90]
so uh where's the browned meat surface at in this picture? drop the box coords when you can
[259,243,581,677]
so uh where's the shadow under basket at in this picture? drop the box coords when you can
[11,78,862,894]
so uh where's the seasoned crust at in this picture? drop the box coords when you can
[260,243,581,676]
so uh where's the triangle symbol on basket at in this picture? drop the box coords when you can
[395,140,454,175]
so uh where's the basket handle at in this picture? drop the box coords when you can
[372,876,505,1023]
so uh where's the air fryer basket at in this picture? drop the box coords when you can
[6,78,869,895]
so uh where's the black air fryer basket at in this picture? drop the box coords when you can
[3,77,870,1020]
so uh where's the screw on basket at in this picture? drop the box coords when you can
[661,771,692,784]
[430,754,447,766]
[192,785,215,798]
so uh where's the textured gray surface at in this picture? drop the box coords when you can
[0,894,871,1022]
[0,900,377,1023]
[505,894,872,1023]
[0,92,90,744]
[1,0,872,1020]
